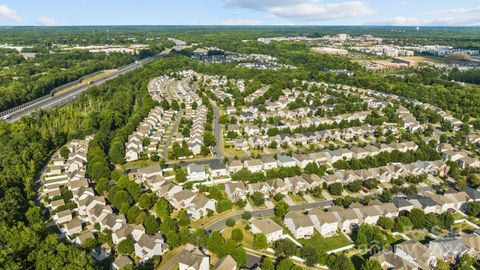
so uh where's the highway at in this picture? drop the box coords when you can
[2,48,176,123]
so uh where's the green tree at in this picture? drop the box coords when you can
[261,257,275,270]
[272,239,297,257]
[216,199,233,213]
[301,245,320,267]
[226,218,236,227]
[154,198,172,220]
[251,192,265,206]
[331,254,354,270]
[274,201,289,218]
[241,211,252,220]
[59,146,70,159]
[143,215,160,234]
[118,235,135,255]
[361,259,382,270]
[231,228,244,242]
[436,260,450,270]
[408,209,426,229]
[253,233,268,249]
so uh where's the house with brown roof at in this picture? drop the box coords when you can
[228,160,243,173]
[248,182,272,199]
[55,209,73,224]
[178,245,210,270]
[188,195,216,220]
[64,218,82,236]
[285,176,309,194]
[224,182,247,202]
[308,209,339,237]
[267,178,289,195]
[371,250,418,270]
[251,218,284,242]
[395,240,436,270]
[213,255,237,270]
[134,233,168,260]
[244,159,263,173]
[112,224,145,244]
[284,212,314,239]
[112,256,133,270]
[261,155,278,170]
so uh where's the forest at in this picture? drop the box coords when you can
[0,37,173,112]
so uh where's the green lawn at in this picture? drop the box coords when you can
[298,231,352,252]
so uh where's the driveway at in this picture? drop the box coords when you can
[265,200,275,209]
[303,194,316,203]
[212,103,224,159]
[283,195,297,206]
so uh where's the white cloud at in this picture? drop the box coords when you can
[222,18,264,25]
[0,4,22,22]
[38,16,58,26]
[221,0,374,22]
[370,6,480,26]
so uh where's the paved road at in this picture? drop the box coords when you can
[2,48,177,123]
[204,200,334,231]
[212,103,224,159]
[163,112,183,160]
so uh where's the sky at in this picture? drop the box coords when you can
[1,0,480,26]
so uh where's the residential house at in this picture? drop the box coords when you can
[461,234,480,258]
[284,212,315,239]
[393,197,414,213]
[428,238,469,263]
[406,195,438,214]
[308,209,339,237]
[112,256,133,270]
[64,218,82,236]
[244,159,263,173]
[134,233,168,260]
[261,155,278,170]
[224,182,247,202]
[208,160,228,178]
[92,243,112,262]
[178,245,210,270]
[112,224,145,244]
[188,195,216,220]
[277,155,296,168]
[170,190,197,209]
[187,164,208,181]
[267,178,289,195]
[371,250,418,270]
[285,176,309,194]
[228,160,243,173]
[292,153,314,168]
[55,209,73,224]
[213,255,237,270]
[248,182,272,199]
[251,218,284,242]
[395,240,436,270]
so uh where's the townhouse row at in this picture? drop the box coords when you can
[135,165,216,220]
[233,123,399,151]
[125,107,176,161]
[44,139,169,263]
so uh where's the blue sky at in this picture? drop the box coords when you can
[1,0,480,26]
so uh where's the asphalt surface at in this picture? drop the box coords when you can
[212,103,224,159]
[3,50,173,123]
[204,200,334,231]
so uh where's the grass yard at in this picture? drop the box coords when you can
[221,220,255,249]
[223,146,247,158]
[289,193,306,203]
[298,232,352,252]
